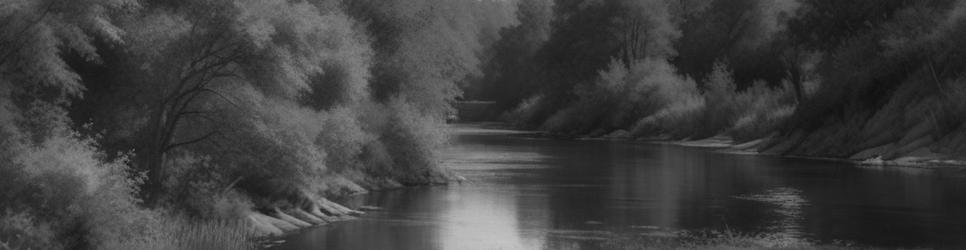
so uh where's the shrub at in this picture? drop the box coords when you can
[0,211,60,250]
[728,81,797,142]
[501,95,545,128]
[316,107,373,173]
[378,100,451,183]
[631,93,705,139]
[626,62,799,141]
[691,61,743,138]
[354,100,452,185]
[541,58,700,136]
[0,104,162,249]
[161,152,254,220]
[731,105,796,142]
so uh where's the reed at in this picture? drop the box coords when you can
[117,218,257,250]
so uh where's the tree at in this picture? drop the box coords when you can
[118,0,351,199]
[0,0,136,105]
[347,0,512,116]
[614,0,680,66]
[787,0,914,50]
[470,0,554,109]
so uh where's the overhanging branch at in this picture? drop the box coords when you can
[163,130,220,152]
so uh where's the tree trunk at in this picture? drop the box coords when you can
[141,102,170,205]
[789,65,804,104]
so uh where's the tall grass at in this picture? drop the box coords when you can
[115,218,256,250]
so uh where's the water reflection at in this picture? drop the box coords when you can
[277,124,966,249]
[438,185,547,250]
[734,187,808,241]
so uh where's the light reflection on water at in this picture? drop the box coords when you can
[438,186,545,250]
[276,124,966,250]
[734,187,808,241]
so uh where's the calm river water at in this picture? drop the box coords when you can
[276,124,966,249]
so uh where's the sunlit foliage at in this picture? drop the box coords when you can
[1,0,516,248]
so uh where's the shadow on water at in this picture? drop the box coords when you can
[275,124,966,249]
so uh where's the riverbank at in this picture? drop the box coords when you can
[249,171,464,248]
[262,123,959,248]
[536,126,966,169]
[273,123,966,249]
[655,134,966,169]
[247,197,364,238]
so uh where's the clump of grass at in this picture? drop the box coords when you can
[164,220,256,250]
[117,218,257,250]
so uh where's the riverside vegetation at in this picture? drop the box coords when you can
[5,0,966,249]
[0,0,516,248]
[470,0,966,166]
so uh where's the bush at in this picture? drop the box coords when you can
[530,58,796,141]
[0,104,162,249]
[500,95,545,128]
[631,93,705,139]
[368,99,451,184]
[0,211,60,250]
[316,107,373,173]
[541,58,701,136]
[692,61,743,138]
[728,81,797,142]
[176,87,331,209]
[161,153,254,220]
[730,105,795,141]
[572,61,800,141]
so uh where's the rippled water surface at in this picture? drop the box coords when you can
[276,124,966,249]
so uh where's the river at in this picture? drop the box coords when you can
[275,124,966,249]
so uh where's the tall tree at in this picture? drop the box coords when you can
[471,0,554,108]
[118,0,348,198]
[0,0,136,106]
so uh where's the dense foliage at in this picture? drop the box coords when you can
[7,0,966,247]
[484,0,966,162]
[0,0,514,248]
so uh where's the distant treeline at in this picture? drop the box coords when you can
[0,0,515,248]
[473,0,966,159]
